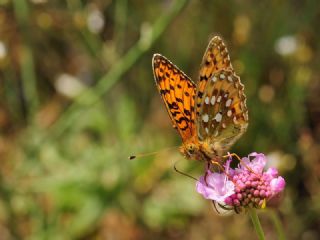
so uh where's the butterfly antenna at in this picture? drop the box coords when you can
[173,160,198,181]
[129,146,179,160]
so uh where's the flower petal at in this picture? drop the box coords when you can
[270,176,286,194]
[245,153,266,173]
[266,167,279,178]
[196,171,235,203]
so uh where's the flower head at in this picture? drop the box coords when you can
[196,153,286,212]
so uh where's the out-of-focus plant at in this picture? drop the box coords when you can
[0,0,319,239]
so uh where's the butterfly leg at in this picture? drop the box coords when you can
[223,153,254,173]
[211,200,220,214]
[209,159,224,172]
[213,201,233,213]
[223,152,241,162]
[204,161,211,185]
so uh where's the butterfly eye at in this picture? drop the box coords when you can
[187,144,195,154]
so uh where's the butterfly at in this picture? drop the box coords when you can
[152,36,248,162]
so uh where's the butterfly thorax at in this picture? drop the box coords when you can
[179,137,221,162]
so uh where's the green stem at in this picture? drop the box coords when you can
[249,209,265,240]
[114,0,128,53]
[66,0,104,68]
[13,0,39,120]
[47,0,190,140]
[269,210,286,240]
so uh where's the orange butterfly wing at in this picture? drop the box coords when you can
[152,54,196,142]
[196,36,233,117]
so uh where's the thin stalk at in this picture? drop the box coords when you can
[249,208,265,240]
[66,0,105,68]
[269,210,286,240]
[13,0,39,120]
[114,0,128,53]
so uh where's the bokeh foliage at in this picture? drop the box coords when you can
[0,0,319,239]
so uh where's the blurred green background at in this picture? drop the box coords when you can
[0,0,319,239]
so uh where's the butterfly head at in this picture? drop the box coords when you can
[180,142,199,160]
[180,140,218,162]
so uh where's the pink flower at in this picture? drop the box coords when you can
[196,153,286,212]
[196,170,235,203]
